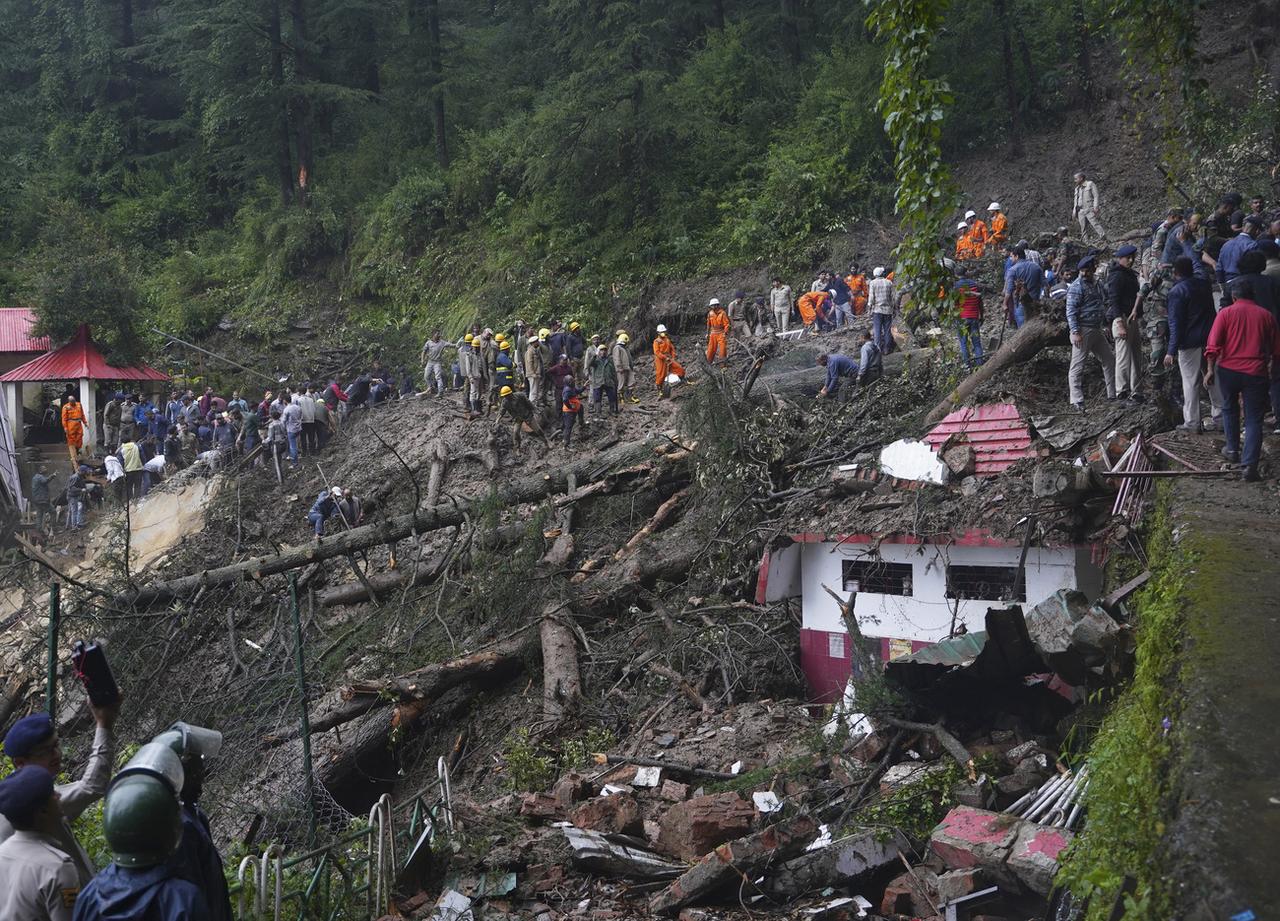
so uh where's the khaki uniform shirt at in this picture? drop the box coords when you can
[0,831,80,921]
[0,727,113,885]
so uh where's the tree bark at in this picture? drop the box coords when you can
[425,0,448,168]
[923,314,1067,426]
[120,438,680,606]
[541,475,581,721]
[425,438,448,507]
[269,0,295,205]
[993,0,1022,156]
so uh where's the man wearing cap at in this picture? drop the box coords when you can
[706,298,730,364]
[867,267,897,355]
[612,333,637,405]
[965,210,988,257]
[1107,245,1144,401]
[2,700,122,887]
[1071,171,1105,240]
[987,203,1007,247]
[1066,254,1116,411]
[0,766,80,920]
[1164,256,1221,433]
[307,487,344,537]
[496,386,552,452]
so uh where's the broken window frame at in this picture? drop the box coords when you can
[842,559,914,596]
[944,563,1026,602]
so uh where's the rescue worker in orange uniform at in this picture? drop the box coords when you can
[60,395,87,466]
[705,298,731,363]
[796,290,831,333]
[964,209,988,258]
[955,221,977,261]
[653,325,685,395]
[987,202,1008,247]
[846,268,869,316]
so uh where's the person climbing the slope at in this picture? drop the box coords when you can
[705,298,730,364]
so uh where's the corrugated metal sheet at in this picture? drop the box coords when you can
[924,402,1032,475]
[0,324,168,383]
[0,308,51,354]
[892,630,989,667]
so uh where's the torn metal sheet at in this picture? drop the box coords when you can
[562,827,685,880]
[763,828,908,899]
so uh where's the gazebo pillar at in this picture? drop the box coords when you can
[79,376,96,454]
[4,381,22,449]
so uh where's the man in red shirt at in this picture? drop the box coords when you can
[953,267,984,368]
[1204,277,1280,480]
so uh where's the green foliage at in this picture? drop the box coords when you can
[1058,495,1183,920]
[866,0,960,325]
[853,760,963,842]
[19,199,151,364]
[499,726,618,792]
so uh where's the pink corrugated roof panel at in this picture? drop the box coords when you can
[0,308,51,354]
[0,324,168,383]
[923,401,1032,476]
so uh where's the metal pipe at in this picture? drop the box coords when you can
[46,583,59,717]
[290,574,318,848]
[1019,770,1070,816]
[1065,779,1090,829]
[150,326,280,385]
[1025,772,1073,822]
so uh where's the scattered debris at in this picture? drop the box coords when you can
[562,827,685,880]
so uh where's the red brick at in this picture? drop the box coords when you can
[569,793,642,836]
[655,792,756,860]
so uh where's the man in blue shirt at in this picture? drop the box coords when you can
[1216,214,1262,291]
[816,352,858,398]
[1003,246,1043,328]
[1066,255,1116,411]
[1162,256,1221,432]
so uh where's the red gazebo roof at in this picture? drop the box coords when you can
[0,324,168,384]
[0,308,51,354]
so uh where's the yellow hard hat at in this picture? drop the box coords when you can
[616,329,627,337]
[464,333,474,343]
[569,321,580,331]
[495,332,506,342]
[539,327,551,339]
[499,340,511,351]
[500,386,514,398]
[618,333,630,344]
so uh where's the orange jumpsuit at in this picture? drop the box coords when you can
[968,219,989,258]
[797,291,829,328]
[988,212,1008,246]
[846,275,868,315]
[955,234,976,260]
[61,401,86,463]
[706,308,730,362]
[653,334,684,388]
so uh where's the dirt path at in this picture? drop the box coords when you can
[1164,477,1280,919]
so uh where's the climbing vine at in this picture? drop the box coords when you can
[865,0,959,326]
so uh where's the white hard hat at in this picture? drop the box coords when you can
[656,324,668,333]
[873,267,885,278]
[964,210,977,220]
[988,202,1001,211]
[956,221,968,231]
[331,486,343,496]
[708,297,721,307]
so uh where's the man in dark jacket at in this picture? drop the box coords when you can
[1106,244,1143,401]
[1163,256,1220,431]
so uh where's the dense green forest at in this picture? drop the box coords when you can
[0,0,1200,360]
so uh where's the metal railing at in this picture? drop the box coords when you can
[229,758,454,921]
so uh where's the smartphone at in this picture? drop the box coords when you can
[71,640,121,707]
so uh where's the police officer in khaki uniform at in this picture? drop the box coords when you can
[1,702,122,886]
[0,765,80,921]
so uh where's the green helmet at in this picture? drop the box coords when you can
[103,742,185,868]
[103,774,183,868]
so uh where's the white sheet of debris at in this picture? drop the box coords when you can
[879,438,948,485]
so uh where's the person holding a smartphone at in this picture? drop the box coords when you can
[1,693,124,886]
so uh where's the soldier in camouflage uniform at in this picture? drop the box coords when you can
[1135,267,1177,404]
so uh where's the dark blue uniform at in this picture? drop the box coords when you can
[496,352,515,389]
[172,805,231,921]
[73,863,210,921]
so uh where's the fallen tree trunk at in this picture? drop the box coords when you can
[541,475,582,722]
[307,631,531,734]
[121,438,685,606]
[923,314,1067,426]
[424,439,449,507]
[756,346,936,401]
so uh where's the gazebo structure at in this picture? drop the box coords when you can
[1,324,168,454]
[0,308,51,375]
